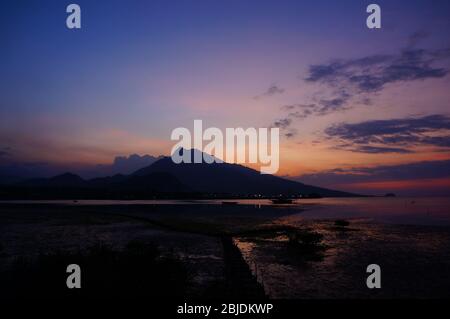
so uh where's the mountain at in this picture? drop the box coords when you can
[83,154,165,178]
[89,174,128,187]
[19,172,87,188]
[119,172,188,193]
[0,154,165,182]
[6,171,188,200]
[90,172,188,193]
[132,149,356,197]
[6,149,358,198]
[0,174,24,185]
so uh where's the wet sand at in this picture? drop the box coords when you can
[236,219,450,298]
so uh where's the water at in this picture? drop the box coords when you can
[280,197,450,226]
[1,197,449,226]
[1,197,449,298]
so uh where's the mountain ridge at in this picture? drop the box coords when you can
[4,149,360,198]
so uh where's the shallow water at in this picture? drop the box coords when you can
[229,198,450,298]
[1,199,449,298]
[281,197,450,226]
[2,197,449,226]
[235,220,450,298]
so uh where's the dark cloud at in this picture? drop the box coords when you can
[102,154,163,175]
[255,84,285,99]
[284,131,296,139]
[325,114,450,153]
[317,90,351,114]
[295,33,450,121]
[272,118,292,129]
[333,145,414,154]
[298,160,450,183]
[265,85,285,96]
[278,92,351,125]
[270,33,450,132]
[271,97,352,135]
[293,160,450,196]
[271,117,298,138]
[281,104,316,120]
[305,47,450,93]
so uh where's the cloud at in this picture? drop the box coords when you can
[74,154,164,178]
[281,92,351,120]
[269,33,450,135]
[324,114,450,153]
[271,92,352,134]
[273,33,450,127]
[332,145,414,154]
[284,132,296,138]
[293,160,450,195]
[100,154,163,175]
[305,46,450,93]
[270,117,298,138]
[280,104,316,120]
[255,84,285,99]
[298,160,450,183]
[272,118,292,129]
[284,33,450,121]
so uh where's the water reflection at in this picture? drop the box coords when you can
[3,197,449,225]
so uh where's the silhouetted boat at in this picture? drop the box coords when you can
[384,193,396,197]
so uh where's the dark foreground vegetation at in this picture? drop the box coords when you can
[0,241,189,299]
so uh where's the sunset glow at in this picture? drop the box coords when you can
[1,0,449,195]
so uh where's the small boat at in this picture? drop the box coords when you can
[271,198,293,204]
[221,201,238,206]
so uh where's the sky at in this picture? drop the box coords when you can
[1,0,450,196]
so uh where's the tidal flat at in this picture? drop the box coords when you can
[0,199,449,299]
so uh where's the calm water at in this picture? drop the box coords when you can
[280,197,450,226]
[1,198,450,298]
[2,197,450,226]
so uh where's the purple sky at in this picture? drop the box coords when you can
[1,0,450,195]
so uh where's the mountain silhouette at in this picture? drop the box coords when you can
[19,172,87,188]
[132,149,355,197]
[7,149,358,198]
